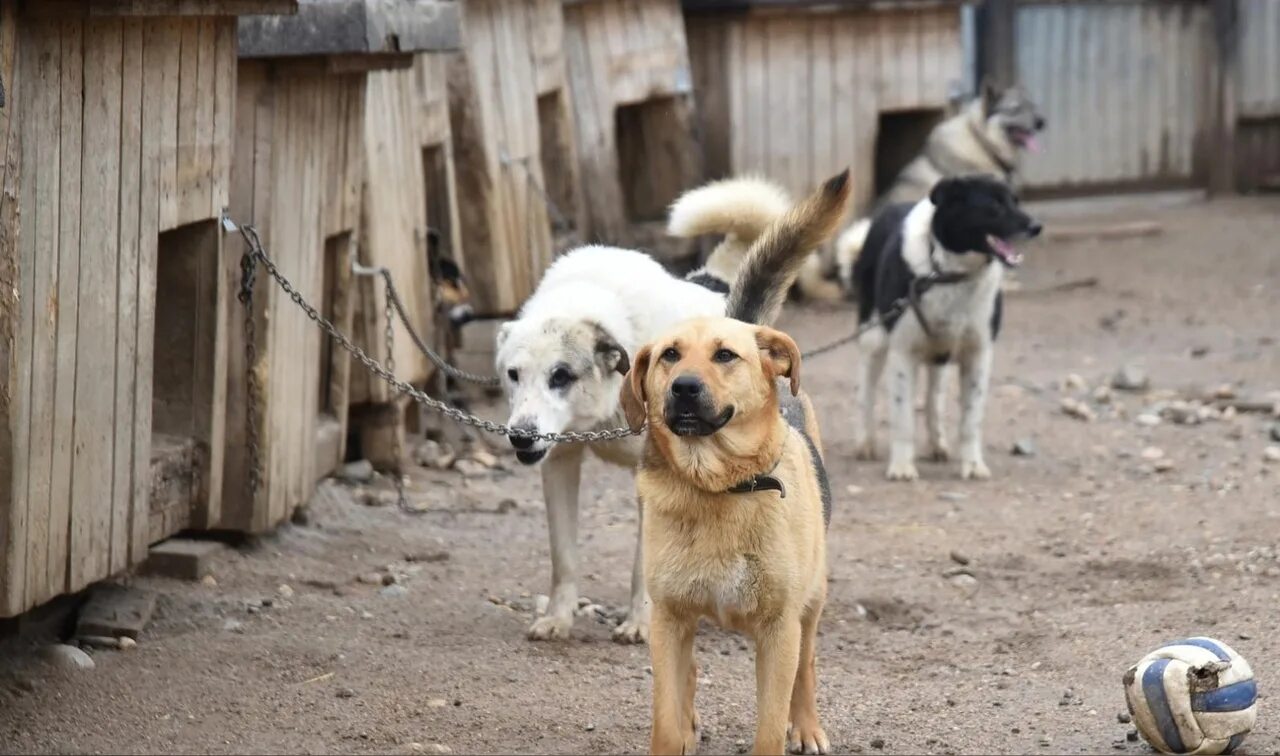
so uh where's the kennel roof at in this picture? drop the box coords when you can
[238,0,460,59]
[681,0,966,13]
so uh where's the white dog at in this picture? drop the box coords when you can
[495,172,851,642]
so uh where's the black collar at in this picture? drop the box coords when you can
[725,457,786,498]
[967,118,1017,180]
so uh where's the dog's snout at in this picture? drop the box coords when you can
[670,375,703,399]
[1034,115,1046,131]
[508,433,534,450]
[1027,221,1043,238]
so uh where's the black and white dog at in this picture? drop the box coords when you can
[851,176,1041,481]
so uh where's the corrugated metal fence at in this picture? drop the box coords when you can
[1236,0,1280,191]
[1014,1,1213,194]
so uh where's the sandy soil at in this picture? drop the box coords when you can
[2,196,1279,756]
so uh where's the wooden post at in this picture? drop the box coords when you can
[1208,0,1240,195]
[976,0,1016,89]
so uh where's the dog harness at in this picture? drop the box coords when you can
[908,238,977,339]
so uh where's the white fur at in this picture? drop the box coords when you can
[496,245,730,643]
[667,176,791,240]
[854,199,1002,481]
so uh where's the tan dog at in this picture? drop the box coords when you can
[622,316,833,756]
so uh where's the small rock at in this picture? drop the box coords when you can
[357,572,383,586]
[381,573,397,586]
[1117,712,1132,724]
[453,459,487,478]
[1127,729,1139,742]
[1063,373,1087,393]
[405,551,450,564]
[469,448,499,469]
[427,698,449,708]
[336,687,357,699]
[422,746,451,755]
[1238,632,1253,641]
[870,737,886,750]
[949,550,971,566]
[1140,447,1165,461]
[1269,423,1280,443]
[277,583,295,599]
[584,724,596,732]
[13,676,36,694]
[1039,735,1054,747]
[1152,458,1175,473]
[117,637,137,651]
[938,491,968,502]
[200,574,219,587]
[948,573,979,597]
[40,644,95,671]
[1011,439,1036,457]
[1136,413,1161,427]
[360,611,374,620]
[414,440,457,470]
[338,459,376,484]
[846,484,863,496]
[1060,397,1096,422]
[381,584,408,598]
[1212,384,1237,400]
[1093,385,1113,404]
[1264,446,1280,464]
[1112,365,1149,392]
[1190,345,1209,358]
[495,498,517,514]
[223,618,244,634]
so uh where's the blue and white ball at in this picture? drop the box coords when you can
[1124,637,1257,755]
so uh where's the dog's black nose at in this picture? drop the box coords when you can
[1034,116,1046,131]
[1028,221,1043,238]
[671,375,703,398]
[508,434,534,450]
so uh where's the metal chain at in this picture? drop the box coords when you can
[237,226,264,503]
[238,226,642,444]
[799,298,909,360]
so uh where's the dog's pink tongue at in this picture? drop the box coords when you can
[1024,134,1042,154]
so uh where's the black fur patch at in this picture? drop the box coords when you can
[779,388,831,528]
[990,291,1003,340]
[852,202,914,330]
[685,272,730,295]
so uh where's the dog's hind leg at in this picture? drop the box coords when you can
[853,330,886,461]
[650,604,698,755]
[753,613,803,755]
[885,349,919,481]
[925,363,951,462]
[529,447,584,641]
[787,597,830,755]
[958,345,993,480]
[613,496,651,645]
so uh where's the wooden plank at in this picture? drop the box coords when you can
[809,19,833,193]
[71,18,124,592]
[26,21,63,606]
[133,16,164,562]
[210,18,234,216]
[49,19,83,602]
[0,0,27,616]
[111,18,144,574]
[175,18,200,226]
[27,0,299,18]
[154,19,181,231]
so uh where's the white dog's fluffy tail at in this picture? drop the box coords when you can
[667,176,792,242]
[834,218,872,291]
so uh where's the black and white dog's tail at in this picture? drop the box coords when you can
[727,170,852,326]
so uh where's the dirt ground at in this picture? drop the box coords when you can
[2,195,1279,756]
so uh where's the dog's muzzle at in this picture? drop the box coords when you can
[508,422,548,464]
[663,375,734,437]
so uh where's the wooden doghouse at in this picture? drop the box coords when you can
[347,18,468,467]
[684,0,966,213]
[227,1,461,532]
[563,0,703,258]
[0,0,294,618]
[448,0,585,317]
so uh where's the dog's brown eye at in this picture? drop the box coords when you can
[506,368,519,383]
[660,347,680,362]
[548,367,576,389]
[713,348,738,364]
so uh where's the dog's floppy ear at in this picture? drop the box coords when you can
[619,345,652,431]
[929,177,958,207]
[590,323,630,376]
[756,327,801,396]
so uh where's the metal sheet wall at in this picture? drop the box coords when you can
[1014,1,1212,192]
[1238,0,1280,117]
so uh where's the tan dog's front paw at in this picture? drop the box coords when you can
[611,616,649,644]
[527,614,573,641]
[885,459,918,481]
[787,721,830,755]
[960,459,991,480]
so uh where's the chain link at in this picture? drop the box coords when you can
[380,285,411,511]
[238,226,642,445]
